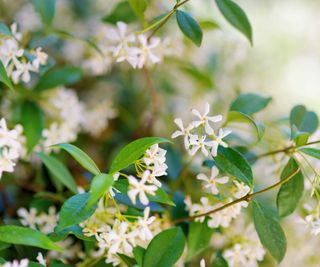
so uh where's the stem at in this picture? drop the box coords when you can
[147,0,191,40]
[255,140,320,160]
[172,168,300,224]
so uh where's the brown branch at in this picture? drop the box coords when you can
[172,168,301,224]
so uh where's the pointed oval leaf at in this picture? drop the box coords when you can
[0,60,14,90]
[230,93,272,115]
[87,173,114,207]
[53,143,100,175]
[34,66,82,91]
[290,105,318,135]
[32,0,55,26]
[300,147,320,159]
[277,158,304,217]
[143,227,185,267]
[215,0,252,44]
[21,101,44,152]
[56,193,97,231]
[0,23,12,36]
[214,146,253,186]
[176,10,203,47]
[37,152,78,194]
[186,221,214,261]
[0,225,62,251]
[109,137,170,174]
[252,200,287,262]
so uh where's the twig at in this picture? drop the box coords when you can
[172,168,300,224]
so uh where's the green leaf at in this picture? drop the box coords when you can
[215,0,252,44]
[117,253,137,267]
[0,225,62,251]
[114,179,175,206]
[0,60,14,90]
[198,20,220,30]
[230,93,271,115]
[0,241,10,251]
[252,200,287,262]
[276,158,304,217]
[0,23,11,36]
[176,10,203,47]
[186,221,214,261]
[214,146,253,186]
[34,66,83,91]
[21,101,44,152]
[109,137,170,174]
[128,0,148,20]
[226,111,264,141]
[212,252,229,267]
[290,105,318,135]
[300,147,320,159]
[133,246,146,266]
[143,227,185,267]
[87,173,114,207]
[49,226,94,242]
[181,64,214,88]
[103,1,136,24]
[56,193,97,231]
[53,143,101,175]
[38,152,78,194]
[32,0,55,26]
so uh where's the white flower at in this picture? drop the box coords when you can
[189,135,216,157]
[144,144,166,166]
[186,197,213,223]
[206,127,232,157]
[137,207,156,241]
[106,221,137,254]
[200,259,206,267]
[32,47,48,69]
[10,23,22,41]
[191,102,222,133]
[135,35,161,69]
[223,244,250,267]
[299,213,320,236]
[171,118,194,149]
[17,207,38,229]
[2,259,29,267]
[0,39,24,68]
[233,180,251,199]
[11,59,35,84]
[36,252,47,266]
[128,171,158,205]
[197,166,229,195]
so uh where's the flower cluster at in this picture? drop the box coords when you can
[185,167,250,228]
[0,23,48,84]
[128,144,168,205]
[0,118,25,179]
[172,102,231,157]
[82,200,163,266]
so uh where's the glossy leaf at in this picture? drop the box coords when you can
[290,105,318,135]
[186,221,214,261]
[109,137,169,174]
[21,101,44,152]
[214,146,253,186]
[38,152,78,194]
[87,173,114,207]
[143,227,185,267]
[252,200,287,262]
[49,226,94,242]
[0,60,14,90]
[212,252,229,267]
[56,193,97,231]
[128,0,148,20]
[300,147,320,160]
[133,246,146,266]
[0,23,11,36]
[34,66,83,91]
[215,0,252,44]
[277,158,304,217]
[53,143,101,175]
[226,111,264,141]
[102,1,136,24]
[176,10,203,47]
[230,93,271,115]
[0,225,62,251]
[32,0,55,26]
